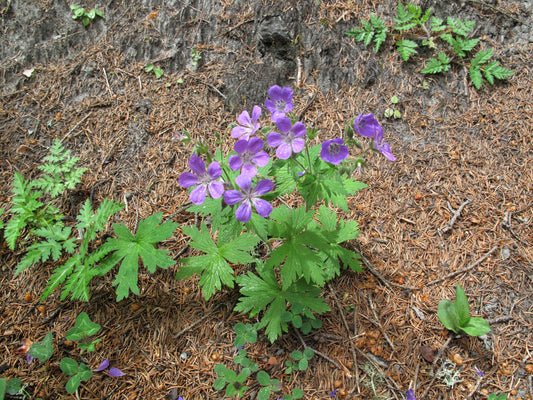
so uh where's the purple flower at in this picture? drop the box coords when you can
[373,126,396,162]
[267,117,306,160]
[94,359,124,377]
[223,175,273,223]
[475,366,485,377]
[354,113,382,138]
[406,389,417,400]
[320,138,349,165]
[231,105,262,141]
[265,85,294,121]
[179,154,224,205]
[228,137,269,178]
[330,389,338,397]
[94,359,110,371]
[26,352,34,364]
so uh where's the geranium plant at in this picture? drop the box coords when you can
[176,85,396,342]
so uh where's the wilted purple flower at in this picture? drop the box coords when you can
[330,389,338,397]
[267,117,306,160]
[109,367,125,377]
[475,366,485,377]
[231,105,262,141]
[228,137,269,178]
[354,113,382,138]
[26,352,34,364]
[373,125,396,162]
[179,154,224,205]
[265,85,294,121]
[406,388,417,400]
[320,138,349,165]
[223,175,273,223]
[94,359,110,371]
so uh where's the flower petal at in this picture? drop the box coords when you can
[292,121,306,137]
[94,359,110,372]
[234,139,249,155]
[235,175,252,192]
[276,143,292,159]
[241,164,258,178]
[281,87,294,102]
[252,151,269,167]
[223,190,244,205]
[291,138,305,154]
[190,185,207,205]
[109,367,125,377]
[268,85,282,100]
[179,172,199,188]
[275,117,292,133]
[207,161,222,179]
[247,137,264,153]
[264,99,277,114]
[252,198,273,218]
[235,201,252,222]
[254,179,274,195]
[251,105,262,121]
[267,132,283,148]
[188,154,206,175]
[228,154,243,171]
[208,181,225,199]
[376,141,396,162]
[237,110,251,126]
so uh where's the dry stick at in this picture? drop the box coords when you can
[419,335,454,400]
[426,245,498,286]
[102,67,114,96]
[348,243,419,291]
[60,112,92,144]
[368,295,396,351]
[441,199,472,234]
[173,306,219,339]
[293,329,344,371]
[328,283,361,393]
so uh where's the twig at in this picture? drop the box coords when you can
[368,295,395,351]
[426,246,498,286]
[328,283,360,392]
[60,112,92,144]
[441,199,472,234]
[173,306,219,338]
[348,242,419,291]
[194,78,226,100]
[102,67,114,96]
[487,315,514,325]
[219,18,254,36]
[294,329,344,371]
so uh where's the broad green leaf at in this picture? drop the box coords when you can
[437,299,460,333]
[454,284,470,326]
[66,312,101,340]
[78,363,92,381]
[258,387,271,400]
[28,332,54,362]
[60,358,79,376]
[5,377,23,395]
[460,317,491,336]
[257,370,271,386]
[65,374,81,394]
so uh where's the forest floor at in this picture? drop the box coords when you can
[0,0,532,399]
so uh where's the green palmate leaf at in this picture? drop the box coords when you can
[460,316,491,336]
[453,284,470,326]
[235,267,330,343]
[437,299,460,333]
[176,223,259,300]
[100,212,178,301]
[266,206,327,289]
[397,39,418,61]
[28,331,54,362]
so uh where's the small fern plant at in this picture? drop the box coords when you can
[346,2,513,89]
[5,139,179,302]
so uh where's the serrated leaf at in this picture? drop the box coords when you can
[421,54,449,74]
[469,66,483,89]
[397,39,418,61]
[470,49,493,68]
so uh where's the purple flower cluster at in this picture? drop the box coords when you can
[354,113,396,161]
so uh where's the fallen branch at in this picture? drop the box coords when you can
[426,246,498,286]
[441,199,472,234]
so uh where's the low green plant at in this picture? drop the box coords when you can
[0,377,27,400]
[5,139,178,302]
[144,62,164,78]
[27,313,123,395]
[70,5,104,26]
[284,349,314,374]
[384,96,402,119]
[190,48,202,66]
[437,283,491,336]
[488,394,507,400]
[346,2,513,89]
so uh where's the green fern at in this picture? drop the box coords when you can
[421,52,451,74]
[396,39,418,61]
[468,48,514,89]
[346,14,388,53]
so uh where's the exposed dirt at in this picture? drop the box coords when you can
[1,0,532,399]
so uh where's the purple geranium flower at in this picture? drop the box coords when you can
[179,154,224,205]
[320,138,349,165]
[373,125,396,162]
[406,389,417,400]
[228,137,269,178]
[231,105,262,141]
[354,113,382,138]
[265,85,294,122]
[94,359,124,377]
[223,175,273,223]
[267,117,306,160]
